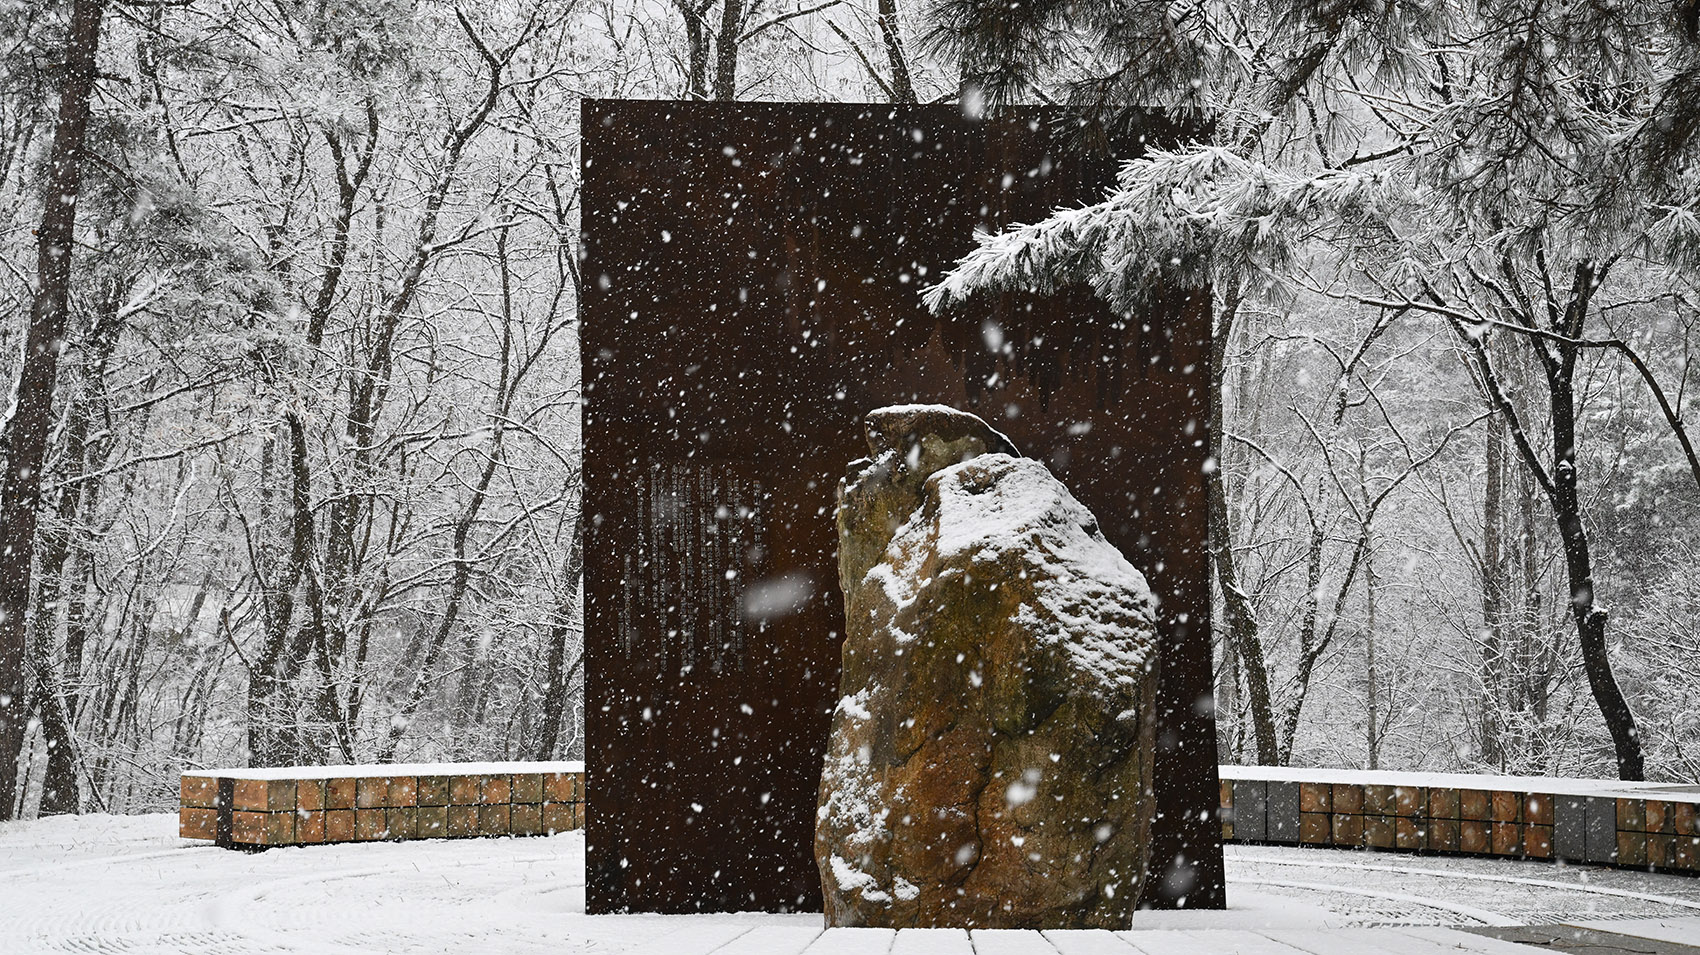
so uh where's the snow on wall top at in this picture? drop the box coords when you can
[184,760,584,781]
[1220,764,1700,800]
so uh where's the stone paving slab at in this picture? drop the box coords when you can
[621,925,1599,955]
[1466,925,1700,955]
[1566,918,1700,948]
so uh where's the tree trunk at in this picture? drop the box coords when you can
[1480,409,1506,768]
[678,1,709,99]
[531,526,584,760]
[1547,360,1644,780]
[712,0,743,100]
[876,0,917,104]
[1361,454,1380,771]
[29,399,90,816]
[0,0,107,821]
[248,416,317,767]
[1364,541,1379,770]
[1206,294,1278,764]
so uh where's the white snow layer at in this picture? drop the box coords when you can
[4,814,1700,952]
[182,759,585,780]
[865,403,1019,453]
[876,453,1157,692]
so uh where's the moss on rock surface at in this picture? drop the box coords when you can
[816,405,1159,929]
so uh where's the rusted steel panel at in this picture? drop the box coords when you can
[582,100,1221,914]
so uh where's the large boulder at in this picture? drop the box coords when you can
[816,404,1160,930]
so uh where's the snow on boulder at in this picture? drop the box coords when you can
[816,405,1159,929]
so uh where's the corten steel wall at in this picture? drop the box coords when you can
[582,100,1221,915]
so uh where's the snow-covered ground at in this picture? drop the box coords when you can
[3,813,1698,953]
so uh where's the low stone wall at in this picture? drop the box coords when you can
[1219,765,1700,873]
[180,761,584,849]
[181,760,1699,872]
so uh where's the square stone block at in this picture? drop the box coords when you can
[356,808,389,841]
[1460,820,1489,853]
[1677,803,1699,837]
[1364,785,1395,815]
[1266,782,1300,843]
[234,779,295,813]
[1299,812,1330,844]
[573,802,584,828]
[1490,791,1521,823]
[357,777,390,809]
[448,805,479,838]
[1428,818,1460,852]
[1676,835,1700,871]
[1395,818,1421,850]
[388,806,418,840]
[512,773,544,805]
[1394,786,1424,818]
[296,810,326,844]
[1232,780,1267,841]
[179,807,217,840]
[1617,799,1646,833]
[482,775,512,805]
[479,804,511,836]
[1365,816,1395,849]
[1428,788,1460,820]
[325,809,356,842]
[512,803,543,836]
[1491,822,1521,855]
[1648,834,1675,869]
[545,772,579,803]
[1618,830,1648,867]
[1525,824,1552,858]
[543,801,574,834]
[298,780,326,812]
[231,810,268,845]
[1525,793,1553,826]
[327,777,357,810]
[1585,797,1619,864]
[418,805,448,838]
[1222,821,1235,841]
[1332,784,1364,815]
[450,775,482,805]
[1460,789,1490,821]
[231,779,265,812]
[1554,796,1587,861]
[418,776,451,807]
[1332,813,1363,847]
[180,776,218,809]
[1300,783,1331,814]
[1220,779,1233,808]
[390,776,418,808]
[1646,800,1671,833]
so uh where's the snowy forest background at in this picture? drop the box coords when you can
[3,0,1699,821]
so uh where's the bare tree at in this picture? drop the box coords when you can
[0,0,107,819]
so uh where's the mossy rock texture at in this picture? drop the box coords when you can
[816,405,1159,929]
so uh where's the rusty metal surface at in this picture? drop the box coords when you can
[581,100,1222,914]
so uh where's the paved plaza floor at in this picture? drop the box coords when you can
[2,813,1696,953]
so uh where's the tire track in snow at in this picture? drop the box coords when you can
[0,846,215,882]
[1231,875,1520,925]
[208,852,579,954]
